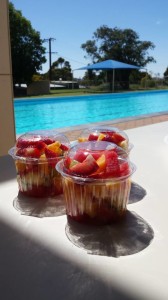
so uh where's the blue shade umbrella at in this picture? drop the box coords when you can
[75,59,142,91]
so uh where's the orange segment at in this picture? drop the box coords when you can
[39,153,46,160]
[96,154,106,171]
[97,133,106,141]
[39,153,49,174]
[118,140,128,150]
[90,154,106,177]
[47,142,62,156]
[78,137,88,142]
[15,160,26,172]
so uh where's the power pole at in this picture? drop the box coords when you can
[43,38,56,81]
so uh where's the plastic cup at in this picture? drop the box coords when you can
[9,130,70,198]
[78,125,133,154]
[56,141,136,225]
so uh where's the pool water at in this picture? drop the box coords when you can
[14,90,168,134]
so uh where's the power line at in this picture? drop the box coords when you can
[56,52,87,67]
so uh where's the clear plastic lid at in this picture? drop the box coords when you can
[68,141,128,159]
[78,126,130,151]
[9,130,70,161]
[57,141,136,181]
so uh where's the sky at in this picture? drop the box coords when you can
[11,0,168,79]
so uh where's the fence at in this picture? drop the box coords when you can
[77,78,168,92]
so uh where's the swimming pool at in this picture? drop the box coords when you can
[14,90,168,134]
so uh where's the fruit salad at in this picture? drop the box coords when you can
[9,131,70,197]
[78,126,131,152]
[56,141,136,225]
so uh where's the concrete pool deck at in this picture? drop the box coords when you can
[56,111,168,141]
[2,120,168,300]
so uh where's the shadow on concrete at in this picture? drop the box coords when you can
[128,181,147,204]
[0,219,142,300]
[13,192,66,218]
[0,155,16,182]
[66,211,154,257]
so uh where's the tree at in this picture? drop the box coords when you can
[9,2,46,85]
[45,57,72,81]
[57,57,65,68]
[129,70,149,84]
[81,26,156,89]
[164,67,168,78]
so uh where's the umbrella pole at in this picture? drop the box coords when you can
[112,69,115,92]
[72,70,74,89]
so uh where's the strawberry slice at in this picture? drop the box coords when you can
[64,157,71,169]
[102,133,113,143]
[60,143,69,151]
[101,130,115,135]
[111,133,125,144]
[16,139,32,148]
[88,133,99,141]
[16,139,45,150]
[73,149,88,162]
[44,147,59,167]
[16,147,41,158]
[74,149,103,162]
[120,161,130,176]
[70,154,99,176]
[41,138,55,145]
[104,150,120,177]
[89,150,104,160]
[36,141,46,150]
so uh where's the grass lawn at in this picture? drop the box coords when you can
[50,88,91,97]
[15,85,168,99]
